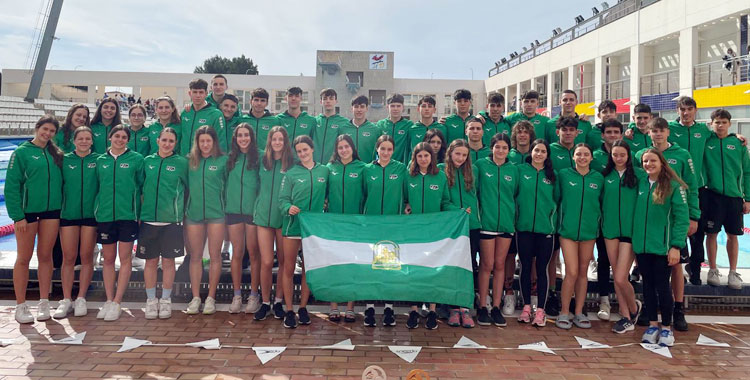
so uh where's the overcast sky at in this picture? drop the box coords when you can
[0,0,602,80]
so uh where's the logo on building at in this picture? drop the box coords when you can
[369,53,387,70]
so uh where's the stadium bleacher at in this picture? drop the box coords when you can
[0,96,96,136]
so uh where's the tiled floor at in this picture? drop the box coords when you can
[2,303,750,379]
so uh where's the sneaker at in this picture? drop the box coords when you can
[673,308,688,332]
[73,298,87,317]
[658,328,675,347]
[298,307,311,325]
[53,299,72,319]
[229,296,243,314]
[254,303,270,321]
[546,292,560,318]
[630,266,641,282]
[364,307,376,327]
[283,310,298,329]
[476,307,491,326]
[221,250,231,267]
[383,307,396,326]
[461,309,475,328]
[532,308,546,327]
[158,298,172,319]
[641,326,660,344]
[272,302,285,319]
[490,306,507,327]
[688,265,702,285]
[707,268,722,286]
[145,298,158,319]
[37,300,51,321]
[425,311,438,330]
[203,297,216,315]
[530,295,538,309]
[15,303,34,324]
[448,309,461,327]
[104,303,122,321]
[245,294,261,313]
[97,301,113,319]
[612,317,634,334]
[502,294,516,316]
[597,299,611,321]
[406,310,420,329]
[518,305,532,323]
[186,297,201,315]
[728,271,743,290]
[437,304,451,320]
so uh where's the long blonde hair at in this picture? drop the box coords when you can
[262,126,294,172]
[641,148,687,204]
[444,139,474,191]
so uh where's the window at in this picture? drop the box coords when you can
[346,71,364,86]
[369,90,386,107]
[444,94,453,115]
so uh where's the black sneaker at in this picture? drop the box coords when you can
[272,302,285,319]
[630,266,641,282]
[476,307,491,326]
[546,291,560,317]
[437,304,451,320]
[688,266,702,285]
[406,310,420,329]
[490,306,507,327]
[425,311,438,330]
[254,303,270,321]
[221,251,231,267]
[283,310,297,329]
[673,308,688,331]
[612,317,634,334]
[383,307,396,326]
[364,307,376,327]
[298,307,311,325]
[636,310,650,326]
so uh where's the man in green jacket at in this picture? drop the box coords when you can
[339,96,383,163]
[408,96,447,156]
[506,90,550,144]
[377,94,413,163]
[219,94,246,153]
[477,92,511,147]
[591,119,623,173]
[180,78,225,155]
[624,103,653,151]
[314,88,349,164]
[245,88,277,150]
[466,118,490,162]
[546,90,592,145]
[205,74,241,118]
[550,116,579,171]
[443,89,474,143]
[587,100,618,149]
[275,86,316,146]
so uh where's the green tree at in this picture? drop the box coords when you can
[194,54,259,75]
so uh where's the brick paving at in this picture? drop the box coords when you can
[2,305,750,379]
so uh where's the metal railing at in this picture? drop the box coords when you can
[694,55,750,89]
[640,69,679,95]
[603,78,630,100]
[575,85,595,103]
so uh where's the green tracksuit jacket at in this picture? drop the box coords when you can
[53,131,75,153]
[278,163,329,237]
[550,142,575,171]
[246,110,277,151]
[668,120,711,187]
[180,103,225,156]
[91,122,114,154]
[220,115,248,153]
[377,117,414,164]
[314,114,349,164]
[127,125,152,157]
[477,111,511,147]
[5,141,63,222]
[469,145,491,163]
[438,163,481,230]
[704,133,750,200]
[224,154,259,216]
[326,160,366,214]
[634,144,700,221]
[140,153,188,223]
[547,114,592,145]
[556,167,604,241]
[475,157,519,233]
[405,171,455,214]
[253,158,285,228]
[443,114,472,143]
[408,121,447,154]
[506,112,550,144]
[515,163,558,235]
[363,159,407,215]
[61,151,99,220]
[275,110,316,144]
[508,148,530,165]
[600,168,646,239]
[186,155,228,221]
[94,149,145,222]
[338,120,383,164]
[148,121,183,155]
[591,145,610,173]
[632,179,690,254]
[626,124,652,152]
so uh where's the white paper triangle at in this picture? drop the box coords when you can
[640,343,672,358]
[388,345,422,363]
[320,339,355,351]
[253,347,286,364]
[53,331,86,345]
[575,336,611,349]
[453,336,487,349]
[696,334,731,347]
[517,341,555,355]
[186,338,221,350]
[117,337,152,353]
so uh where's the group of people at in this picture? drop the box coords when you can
[8,74,748,348]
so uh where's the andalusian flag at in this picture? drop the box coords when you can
[300,210,473,307]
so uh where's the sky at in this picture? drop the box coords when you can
[0,0,602,80]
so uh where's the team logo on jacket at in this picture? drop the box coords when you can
[363,132,371,137]
[148,165,155,170]
[667,159,677,165]
[297,178,306,183]
[589,183,598,190]
[523,175,532,180]
[569,181,577,186]
[415,134,424,140]
[87,163,96,168]
[707,146,716,150]
[300,124,308,129]
[166,166,176,171]
[317,177,326,183]
[32,155,41,160]
[556,155,565,160]
[330,170,339,176]
[120,163,130,168]
[389,174,399,180]
[370,176,378,180]
[674,133,682,137]
[262,125,270,130]
[728,145,736,150]
[199,119,207,123]
[607,179,615,184]
[372,240,401,270]
[632,142,641,147]
[208,165,218,171]
[410,183,418,188]
[694,133,702,138]
[349,173,358,178]
[398,130,405,135]
[429,184,439,190]
[102,164,110,169]
[504,175,512,182]
[140,136,148,141]
[331,124,339,129]
[542,178,552,185]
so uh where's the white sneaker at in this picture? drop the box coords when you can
[158,298,172,319]
[73,298,87,317]
[145,298,159,319]
[245,294,261,314]
[203,297,216,315]
[229,295,243,314]
[53,299,72,319]
[104,303,122,321]
[728,271,743,290]
[597,298,611,321]
[186,297,201,315]
[37,300,51,321]
[502,294,516,316]
[707,268,722,286]
[97,301,113,319]
[15,303,34,324]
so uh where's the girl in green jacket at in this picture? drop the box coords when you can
[90,98,123,154]
[225,124,261,315]
[601,140,644,334]
[279,135,329,328]
[55,126,99,319]
[6,116,63,324]
[149,96,183,155]
[555,143,604,330]
[126,104,151,156]
[634,149,689,346]
[185,126,228,316]
[515,139,558,327]
[475,133,518,328]
[95,125,145,322]
[139,127,188,320]
[423,128,447,163]
[253,126,295,321]
[54,104,90,153]
[325,134,366,322]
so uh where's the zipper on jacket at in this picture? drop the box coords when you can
[421,174,426,213]
[457,170,464,208]
[643,183,653,253]
[532,170,539,232]
[80,156,84,219]
[618,176,622,237]
[308,167,314,210]
[341,164,347,213]
[577,173,585,241]
[720,140,725,194]
[268,160,277,223]
[112,154,118,220]
[155,157,165,221]
[321,117,329,163]
[239,156,246,215]
[202,159,207,220]
[496,164,501,231]
[381,164,386,215]
[44,148,50,210]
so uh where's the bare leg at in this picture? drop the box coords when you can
[246,224,260,293]
[101,243,117,301]
[478,239,496,308]
[36,219,59,300]
[76,226,97,299]
[559,238,579,316]
[257,227,276,303]
[491,237,512,308]
[575,240,595,316]
[282,238,301,310]
[186,224,207,298]
[60,226,81,300]
[144,258,159,289]
[13,222,38,304]
[113,241,134,303]
[206,223,226,299]
[228,223,246,292]
[706,233,718,269]
[727,234,739,271]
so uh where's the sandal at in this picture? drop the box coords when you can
[329,309,341,322]
[555,313,572,330]
[344,310,356,323]
[572,313,591,329]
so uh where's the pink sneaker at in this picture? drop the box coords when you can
[460,309,475,328]
[532,308,546,327]
[448,309,461,327]
[518,305,532,323]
